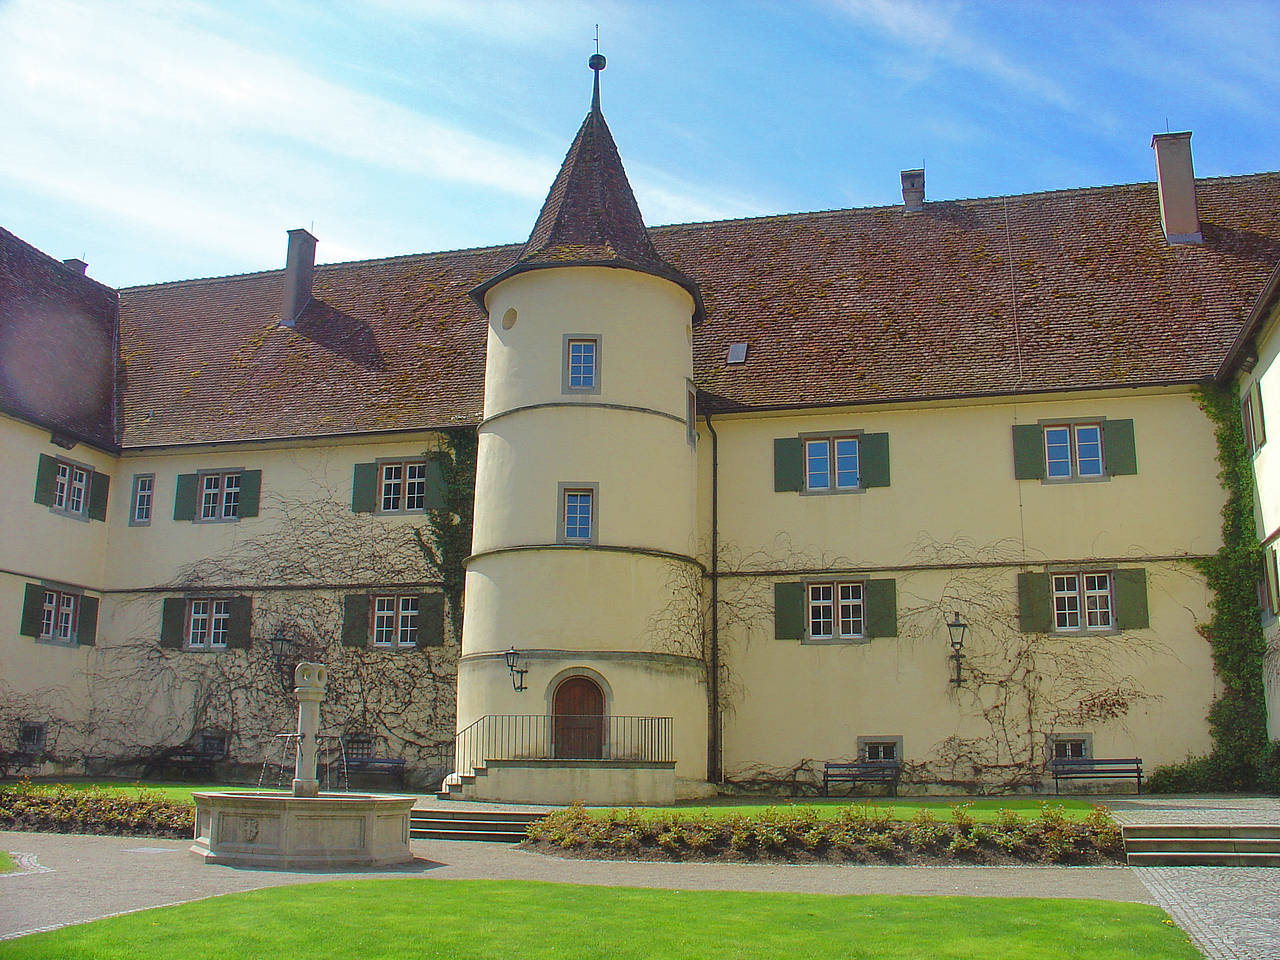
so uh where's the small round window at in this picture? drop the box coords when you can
[501,308,518,330]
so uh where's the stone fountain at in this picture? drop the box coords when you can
[191,663,416,868]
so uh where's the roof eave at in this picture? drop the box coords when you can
[1217,256,1280,380]
[468,257,706,325]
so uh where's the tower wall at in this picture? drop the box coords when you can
[460,266,707,782]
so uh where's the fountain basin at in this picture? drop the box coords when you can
[192,791,416,868]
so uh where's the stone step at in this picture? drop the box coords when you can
[411,809,544,824]
[410,826,527,842]
[1125,837,1280,854]
[1127,851,1280,867]
[1122,823,1280,840]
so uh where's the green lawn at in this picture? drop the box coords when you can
[0,850,14,874]
[0,879,1197,960]
[588,797,1100,822]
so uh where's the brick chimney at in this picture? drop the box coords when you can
[901,169,925,212]
[62,258,87,275]
[281,228,317,327]
[1151,132,1201,244]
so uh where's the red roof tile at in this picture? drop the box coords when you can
[107,171,1280,446]
[0,225,118,449]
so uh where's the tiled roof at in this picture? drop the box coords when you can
[109,170,1280,446]
[470,102,703,321]
[0,226,118,449]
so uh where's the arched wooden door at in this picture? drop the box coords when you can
[552,676,604,759]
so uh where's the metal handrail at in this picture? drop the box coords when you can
[451,714,673,781]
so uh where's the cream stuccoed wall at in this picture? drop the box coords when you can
[711,388,1221,567]
[705,386,1222,785]
[1239,296,1280,740]
[103,435,445,591]
[462,265,707,784]
[0,414,114,756]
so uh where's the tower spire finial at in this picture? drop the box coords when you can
[588,30,605,114]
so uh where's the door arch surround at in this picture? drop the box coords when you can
[551,674,606,760]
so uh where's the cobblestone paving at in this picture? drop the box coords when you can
[1107,796,1280,825]
[1134,867,1280,960]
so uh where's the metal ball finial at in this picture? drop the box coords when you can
[589,53,606,72]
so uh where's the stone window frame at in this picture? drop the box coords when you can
[557,482,599,545]
[856,735,904,763]
[562,334,602,395]
[130,473,155,526]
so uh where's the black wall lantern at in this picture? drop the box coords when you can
[946,611,968,686]
[269,626,295,694]
[504,646,528,692]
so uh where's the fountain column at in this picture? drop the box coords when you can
[292,662,326,798]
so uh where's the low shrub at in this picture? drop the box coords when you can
[0,780,193,838]
[524,801,1122,865]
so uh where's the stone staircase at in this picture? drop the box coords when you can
[1123,823,1280,866]
[436,765,486,801]
[409,806,545,842]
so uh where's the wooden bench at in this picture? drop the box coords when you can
[1049,757,1143,795]
[342,738,407,789]
[823,760,902,797]
[142,734,229,780]
[0,750,40,780]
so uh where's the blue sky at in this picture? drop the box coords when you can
[3,0,1279,288]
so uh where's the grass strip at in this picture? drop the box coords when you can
[0,850,14,874]
[0,879,1198,960]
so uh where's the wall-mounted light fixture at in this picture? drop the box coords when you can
[946,611,968,686]
[269,626,295,694]
[504,646,528,692]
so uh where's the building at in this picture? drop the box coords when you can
[3,59,1279,799]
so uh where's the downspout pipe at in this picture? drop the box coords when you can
[703,409,721,783]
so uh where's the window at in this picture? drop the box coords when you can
[39,589,78,642]
[18,722,46,754]
[1043,423,1103,479]
[35,455,109,521]
[858,736,903,763]
[372,595,419,647]
[1012,420,1136,481]
[1048,734,1092,761]
[53,461,90,515]
[1243,383,1267,454]
[130,474,154,525]
[807,581,865,640]
[804,436,860,491]
[774,579,897,641]
[562,335,601,394]
[686,383,698,446]
[198,472,241,521]
[379,460,429,512]
[559,483,597,544]
[774,432,890,493]
[1051,572,1113,632]
[187,599,231,649]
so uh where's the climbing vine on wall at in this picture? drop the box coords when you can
[1150,384,1277,792]
[420,427,477,644]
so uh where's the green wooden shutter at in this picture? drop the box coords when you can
[160,598,186,648]
[418,593,445,647]
[1103,419,1137,476]
[351,463,378,513]
[237,470,262,518]
[77,596,99,646]
[1254,384,1267,446]
[424,457,447,510]
[226,596,252,648]
[864,579,898,637]
[87,471,110,521]
[342,595,370,647]
[173,474,198,521]
[774,582,804,639]
[773,438,803,492]
[34,455,58,506]
[1012,425,1045,480]
[19,583,45,637]
[1114,568,1149,630]
[860,433,891,488]
[1017,573,1052,632]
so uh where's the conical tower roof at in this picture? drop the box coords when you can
[471,56,704,322]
